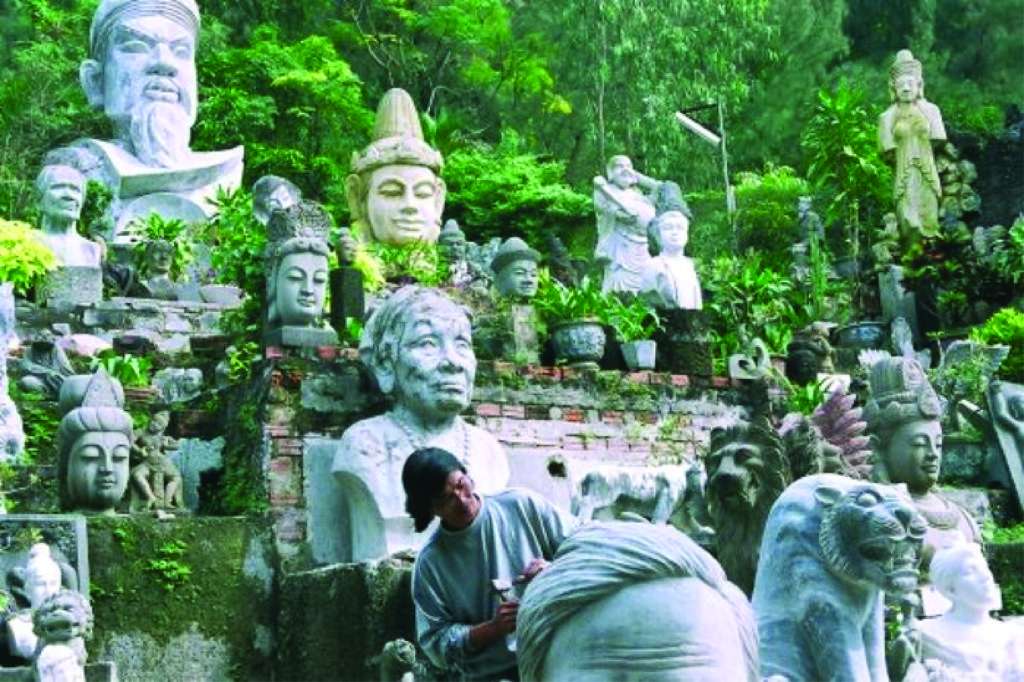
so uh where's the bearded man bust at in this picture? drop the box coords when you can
[69,0,243,242]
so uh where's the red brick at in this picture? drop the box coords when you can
[601,410,624,425]
[648,372,671,385]
[475,402,502,417]
[493,361,515,374]
[671,374,690,387]
[265,346,285,360]
[501,404,526,419]
[711,376,731,388]
[525,404,549,420]
[268,457,301,505]
[638,412,658,425]
[265,425,289,438]
[563,408,585,423]
[626,371,651,384]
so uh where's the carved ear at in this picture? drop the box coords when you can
[373,359,395,395]
[80,59,104,109]
[814,485,843,508]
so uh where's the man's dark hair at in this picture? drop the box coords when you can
[402,448,466,532]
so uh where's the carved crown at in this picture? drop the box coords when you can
[266,202,331,246]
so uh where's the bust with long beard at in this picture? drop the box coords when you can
[68,0,243,242]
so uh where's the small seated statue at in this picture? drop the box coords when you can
[917,543,1024,680]
[252,175,302,227]
[129,411,184,512]
[639,209,702,310]
[4,544,63,662]
[491,237,540,301]
[437,220,472,287]
[785,322,835,385]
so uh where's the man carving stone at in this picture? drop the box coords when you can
[72,0,243,241]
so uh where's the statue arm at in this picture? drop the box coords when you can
[878,110,896,154]
[801,597,871,681]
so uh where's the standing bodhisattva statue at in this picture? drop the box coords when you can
[879,49,947,240]
[70,0,244,241]
[593,156,662,294]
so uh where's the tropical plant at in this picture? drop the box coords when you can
[368,242,447,287]
[90,351,153,388]
[994,218,1024,287]
[533,270,608,324]
[785,377,829,416]
[0,219,57,296]
[604,295,662,343]
[224,342,261,384]
[733,165,811,269]
[970,308,1024,382]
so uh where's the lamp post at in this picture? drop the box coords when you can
[675,100,735,245]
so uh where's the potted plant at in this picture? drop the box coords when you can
[606,295,661,370]
[534,272,607,366]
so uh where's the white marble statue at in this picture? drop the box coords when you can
[5,544,63,661]
[34,164,103,267]
[331,286,510,561]
[640,209,702,310]
[72,0,243,241]
[917,543,1024,680]
[593,156,660,294]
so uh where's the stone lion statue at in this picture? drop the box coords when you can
[32,589,94,682]
[705,419,789,595]
[752,474,926,682]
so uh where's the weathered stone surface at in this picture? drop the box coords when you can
[0,515,89,597]
[491,238,540,301]
[40,267,103,311]
[152,368,202,405]
[263,325,337,349]
[990,380,1024,514]
[168,438,224,511]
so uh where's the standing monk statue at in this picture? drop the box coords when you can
[593,156,662,294]
[879,49,947,241]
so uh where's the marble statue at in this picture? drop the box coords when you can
[129,411,183,512]
[346,89,445,245]
[879,49,947,240]
[252,175,301,227]
[639,209,702,310]
[4,544,63,662]
[863,356,980,568]
[31,589,94,682]
[263,201,338,348]
[517,521,759,682]
[786,322,835,385]
[332,286,510,561]
[752,474,926,682]
[135,238,179,300]
[990,380,1024,517]
[0,283,25,468]
[56,370,133,514]
[34,163,103,268]
[71,0,244,241]
[491,237,540,301]
[917,543,1024,680]
[593,156,661,294]
[571,463,688,524]
[16,332,75,400]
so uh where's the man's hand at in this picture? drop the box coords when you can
[517,558,549,585]
[491,600,519,635]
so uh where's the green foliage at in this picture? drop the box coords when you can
[349,246,387,294]
[90,350,153,388]
[604,296,661,343]
[0,219,57,295]
[224,342,261,384]
[994,218,1024,287]
[984,522,1024,545]
[533,270,608,324]
[131,213,195,281]
[929,349,993,412]
[785,378,829,416]
[367,242,447,287]
[733,165,811,270]
[145,540,193,592]
[970,308,1024,382]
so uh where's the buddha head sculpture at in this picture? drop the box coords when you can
[264,202,331,329]
[864,356,943,496]
[79,0,201,169]
[491,237,540,300]
[359,286,475,422]
[889,49,924,105]
[24,544,63,610]
[56,369,133,514]
[438,219,467,262]
[252,175,302,227]
[346,89,445,245]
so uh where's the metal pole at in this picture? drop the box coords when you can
[718,98,736,249]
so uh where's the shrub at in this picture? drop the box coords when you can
[0,219,58,296]
[970,308,1024,382]
[733,165,810,270]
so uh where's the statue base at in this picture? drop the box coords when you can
[654,309,712,376]
[329,267,365,333]
[264,325,339,349]
[39,267,102,311]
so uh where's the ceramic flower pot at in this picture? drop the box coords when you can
[834,321,887,350]
[621,340,657,370]
[551,320,606,367]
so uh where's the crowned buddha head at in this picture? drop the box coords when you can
[264,202,332,329]
[889,49,924,105]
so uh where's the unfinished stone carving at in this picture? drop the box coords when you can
[752,474,926,682]
[593,156,661,294]
[3,544,63,662]
[571,463,688,524]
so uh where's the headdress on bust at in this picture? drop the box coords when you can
[490,237,540,274]
[888,49,925,99]
[264,202,332,325]
[863,356,942,478]
[90,0,201,59]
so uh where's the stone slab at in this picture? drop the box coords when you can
[0,515,89,598]
[40,267,103,311]
[264,326,339,349]
[0,662,117,682]
[169,438,224,511]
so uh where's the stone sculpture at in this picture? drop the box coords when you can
[331,286,510,561]
[252,175,301,227]
[71,0,244,241]
[263,202,338,348]
[797,196,825,243]
[752,474,926,682]
[786,323,834,385]
[328,227,366,334]
[491,237,540,301]
[3,544,63,662]
[593,155,661,294]
[879,49,947,240]
[129,411,183,512]
[863,356,980,568]
[31,589,94,682]
[543,233,579,287]
[135,238,179,300]
[33,162,103,268]
[728,338,771,381]
[571,463,688,524]
[0,283,25,469]
[811,386,873,479]
[56,370,133,514]
[517,521,759,682]
[990,380,1024,515]
[639,209,703,310]
[16,332,75,400]
[346,89,445,245]
[152,367,202,404]
[916,543,1024,680]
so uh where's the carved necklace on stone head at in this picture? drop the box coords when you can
[389,413,470,466]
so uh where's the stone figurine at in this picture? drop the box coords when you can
[863,356,980,569]
[593,156,661,294]
[152,367,202,405]
[517,521,759,682]
[56,370,133,514]
[785,322,835,385]
[329,227,366,332]
[0,283,25,469]
[879,49,947,240]
[332,286,510,561]
[346,89,445,245]
[129,411,184,512]
[252,175,301,227]
[437,220,478,289]
[70,0,244,241]
[3,544,63,662]
[263,201,338,348]
[752,474,926,682]
[797,196,825,244]
[134,238,179,300]
[16,332,75,400]
[490,237,540,301]
[33,162,103,268]
[639,210,702,310]
[990,380,1024,514]
[31,589,94,682]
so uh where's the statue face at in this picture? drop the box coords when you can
[67,431,130,511]
[100,16,197,126]
[393,307,476,419]
[367,165,444,244]
[496,259,539,299]
[39,167,85,225]
[608,157,637,189]
[894,73,920,103]
[658,214,689,253]
[26,567,61,609]
[950,551,1000,610]
[274,251,328,326]
[147,244,173,274]
[881,419,942,494]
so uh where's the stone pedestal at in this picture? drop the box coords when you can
[329,267,365,333]
[655,309,712,376]
[264,325,339,349]
[39,267,103,311]
[879,265,919,341]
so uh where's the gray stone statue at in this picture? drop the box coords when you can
[593,156,661,293]
[3,543,64,662]
[129,410,183,512]
[33,162,102,268]
[0,283,25,470]
[346,89,445,245]
[752,474,926,682]
[785,323,835,385]
[437,219,473,287]
[56,370,133,514]
[72,0,244,241]
[263,201,338,348]
[252,175,301,227]
[135,238,179,300]
[640,209,703,310]
[331,286,510,561]
[990,380,1024,516]
[31,588,94,682]
[16,332,75,400]
[152,367,202,404]
[491,237,540,301]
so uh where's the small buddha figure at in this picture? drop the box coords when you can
[33,162,103,268]
[4,543,63,661]
[252,175,301,227]
[639,210,702,310]
[56,369,133,514]
[593,156,662,294]
[136,238,179,300]
[345,89,445,245]
[879,50,947,240]
[491,237,541,301]
[129,411,184,512]
[863,356,979,569]
[438,220,472,287]
[917,543,1024,680]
